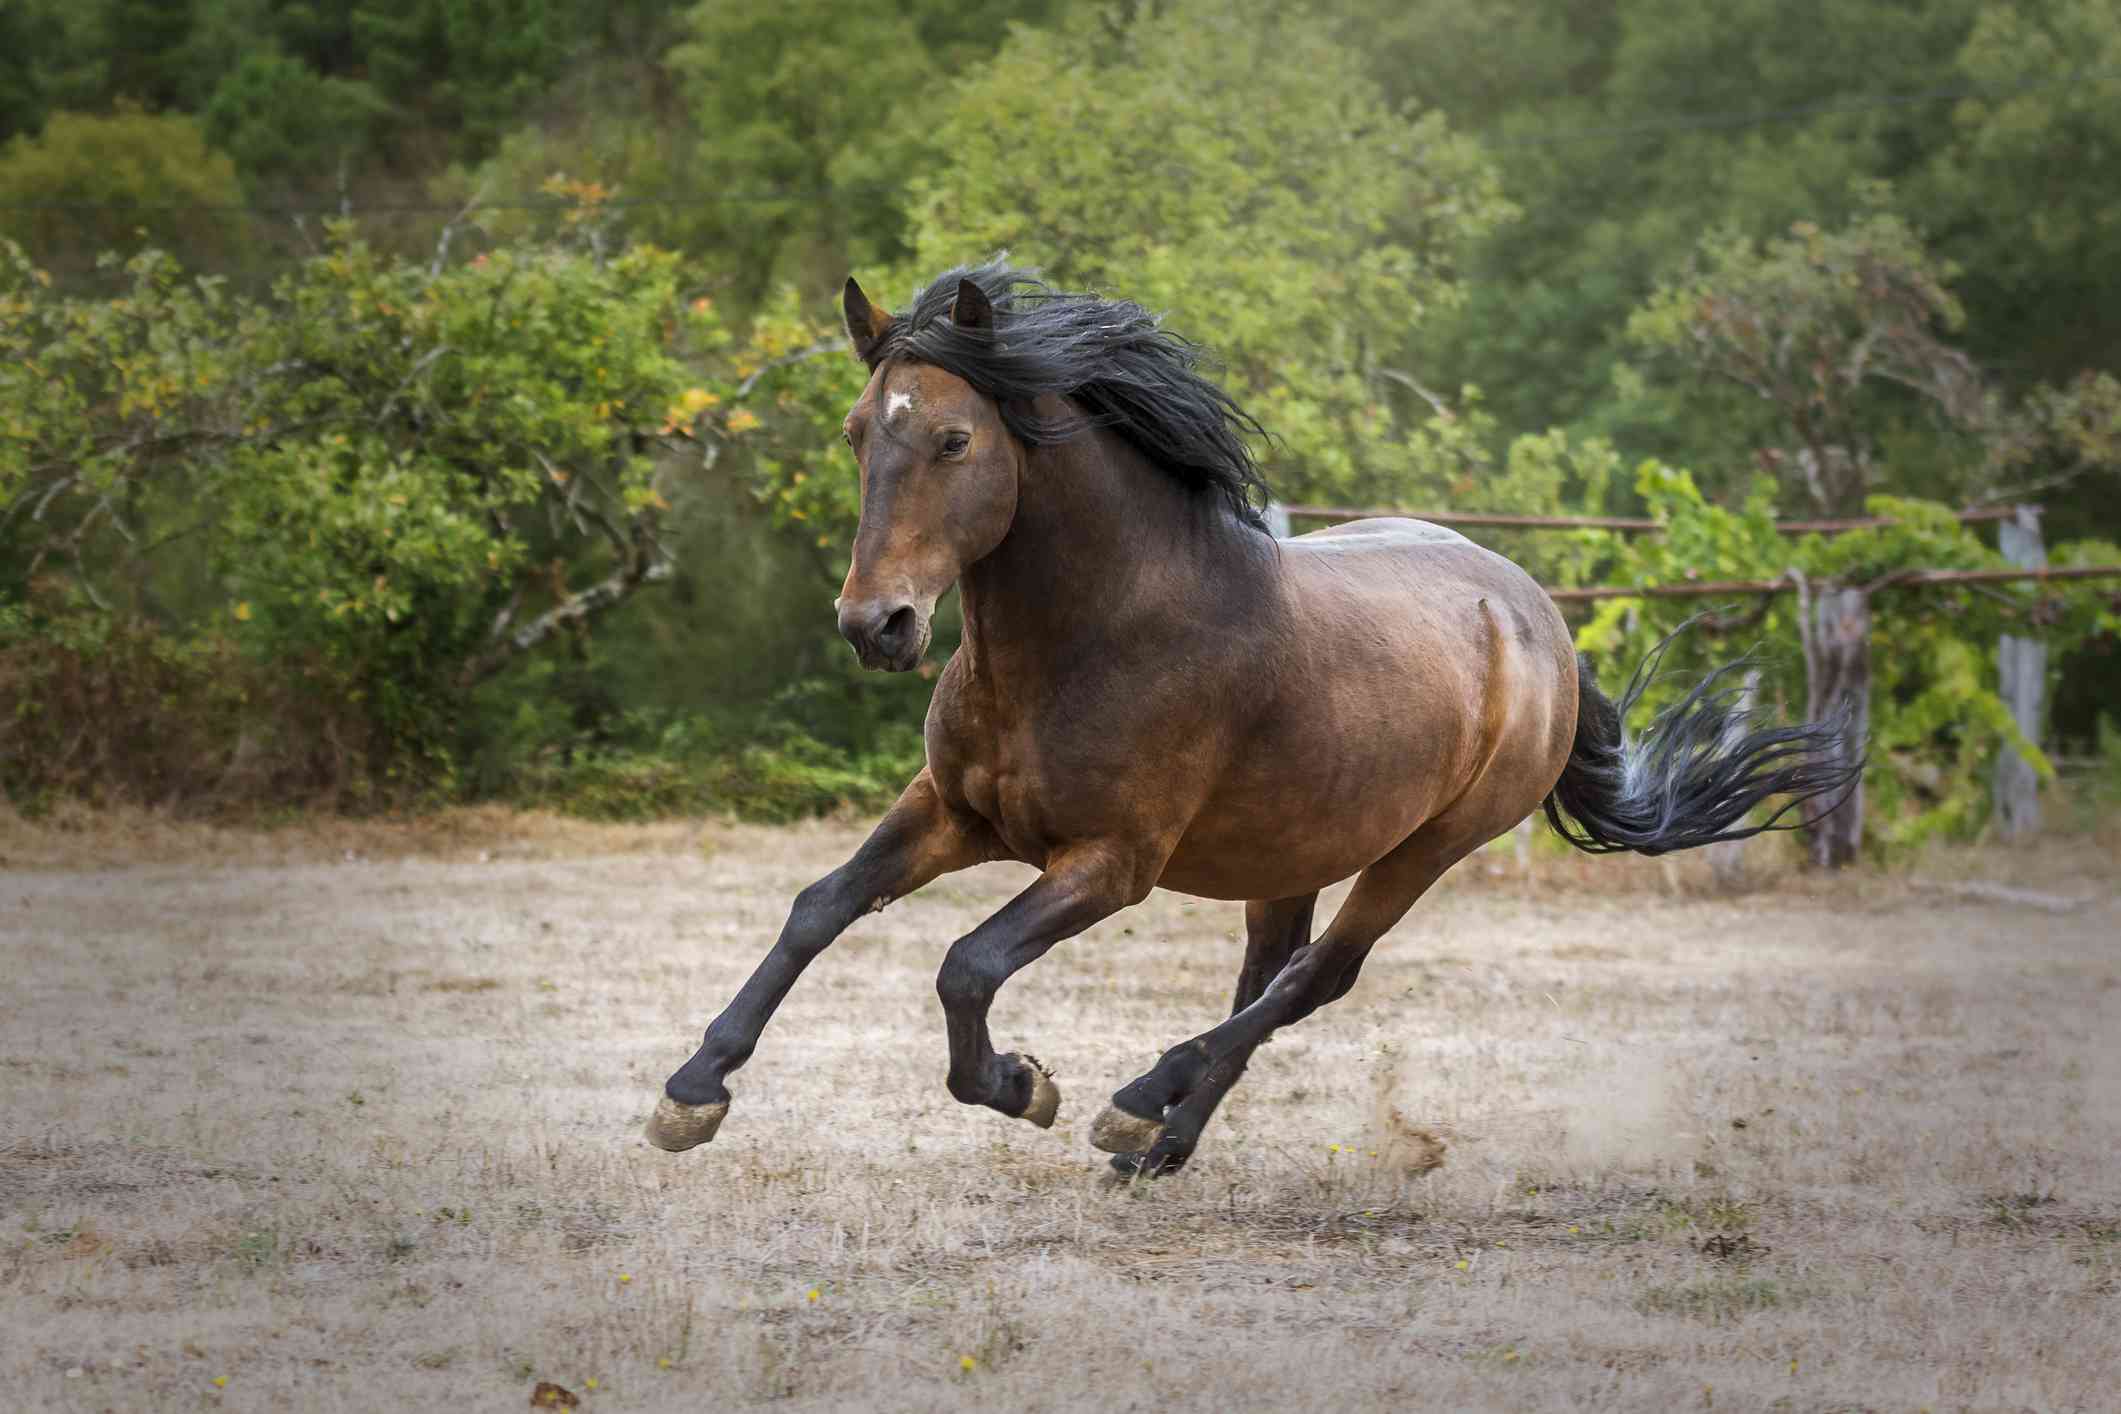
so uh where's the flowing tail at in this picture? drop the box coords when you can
[1544,631,1862,857]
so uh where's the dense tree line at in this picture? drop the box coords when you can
[3,0,2118,843]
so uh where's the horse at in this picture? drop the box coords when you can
[646,260,1858,1177]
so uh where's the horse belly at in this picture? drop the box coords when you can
[1153,684,1469,900]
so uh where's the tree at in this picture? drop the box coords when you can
[892,0,1512,507]
[1626,205,1987,516]
[1,217,715,797]
[1628,204,2121,518]
[203,52,392,200]
[666,0,1060,308]
[1923,0,2121,393]
[0,109,249,276]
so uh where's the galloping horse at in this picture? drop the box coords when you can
[647,261,1856,1176]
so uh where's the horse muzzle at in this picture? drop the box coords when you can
[836,598,929,672]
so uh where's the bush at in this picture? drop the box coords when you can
[500,719,923,824]
[0,599,431,815]
[0,108,248,275]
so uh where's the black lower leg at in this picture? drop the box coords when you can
[665,874,864,1105]
[1110,893,1316,1127]
[1109,1044,1257,1176]
[662,785,971,1109]
[936,851,1133,1119]
[1107,1040,1214,1122]
[1231,894,1316,1014]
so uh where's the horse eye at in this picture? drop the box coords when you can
[941,434,970,458]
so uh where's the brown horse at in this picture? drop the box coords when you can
[647,261,1856,1176]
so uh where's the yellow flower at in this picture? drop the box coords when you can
[806,1287,820,1303]
[233,601,251,622]
[586,1377,599,1390]
[959,1355,977,1373]
[658,1357,672,1370]
[725,408,762,435]
[1454,1259,1469,1271]
[212,1376,228,1387]
[618,1273,632,1284]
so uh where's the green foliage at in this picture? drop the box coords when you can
[1626,203,1986,515]
[0,2,71,139]
[1924,0,2121,385]
[2,225,711,806]
[5,0,2119,829]
[667,0,1059,305]
[0,109,249,274]
[1576,463,2121,851]
[501,716,923,823]
[203,52,392,199]
[894,0,1512,509]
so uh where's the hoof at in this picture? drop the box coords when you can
[1089,1102,1164,1155]
[1108,1149,1188,1179]
[1015,1054,1061,1130]
[644,1094,728,1152]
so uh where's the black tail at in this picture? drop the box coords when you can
[1544,630,1862,857]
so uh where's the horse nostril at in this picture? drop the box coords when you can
[879,605,918,652]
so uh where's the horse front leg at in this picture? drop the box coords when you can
[932,845,1148,1129]
[646,773,984,1152]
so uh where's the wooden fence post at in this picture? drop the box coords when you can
[1994,505,2046,839]
[1795,574,1870,869]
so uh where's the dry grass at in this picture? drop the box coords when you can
[3,813,2117,1410]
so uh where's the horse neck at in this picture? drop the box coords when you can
[956,428,1274,685]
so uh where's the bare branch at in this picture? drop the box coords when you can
[1373,367,1455,421]
[458,556,674,688]
[487,582,525,644]
[532,450,634,565]
[374,345,451,430]
[27,474,77,523]
[428,187,487,283]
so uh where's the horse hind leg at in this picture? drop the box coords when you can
[1095,809,1508,1172]
[1098,893,1317,1176]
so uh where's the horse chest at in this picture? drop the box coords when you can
[936,736,1046,861]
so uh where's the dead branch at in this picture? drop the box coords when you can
[458,555,673,689]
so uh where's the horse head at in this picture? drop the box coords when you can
[833,277,1021,672]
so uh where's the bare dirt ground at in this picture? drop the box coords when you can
[4,811,2118,1412]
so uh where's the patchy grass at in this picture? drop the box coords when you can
[0,816,2116,1409]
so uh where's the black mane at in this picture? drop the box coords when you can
[867,259,1274,529]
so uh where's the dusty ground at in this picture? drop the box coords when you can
[3,812,2118,1412]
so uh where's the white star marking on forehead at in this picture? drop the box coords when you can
[885,391,914,422]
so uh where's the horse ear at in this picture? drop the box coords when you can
[843,277,894,367]
[950,278,995,332]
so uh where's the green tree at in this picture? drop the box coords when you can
[1626,205,1986,516]
[1,220,713,799]
[667,0,1057,307]
[0,109,249,276]
[1628,205,2121,517]
[203,52,392,199]
[892,0,1512,507]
